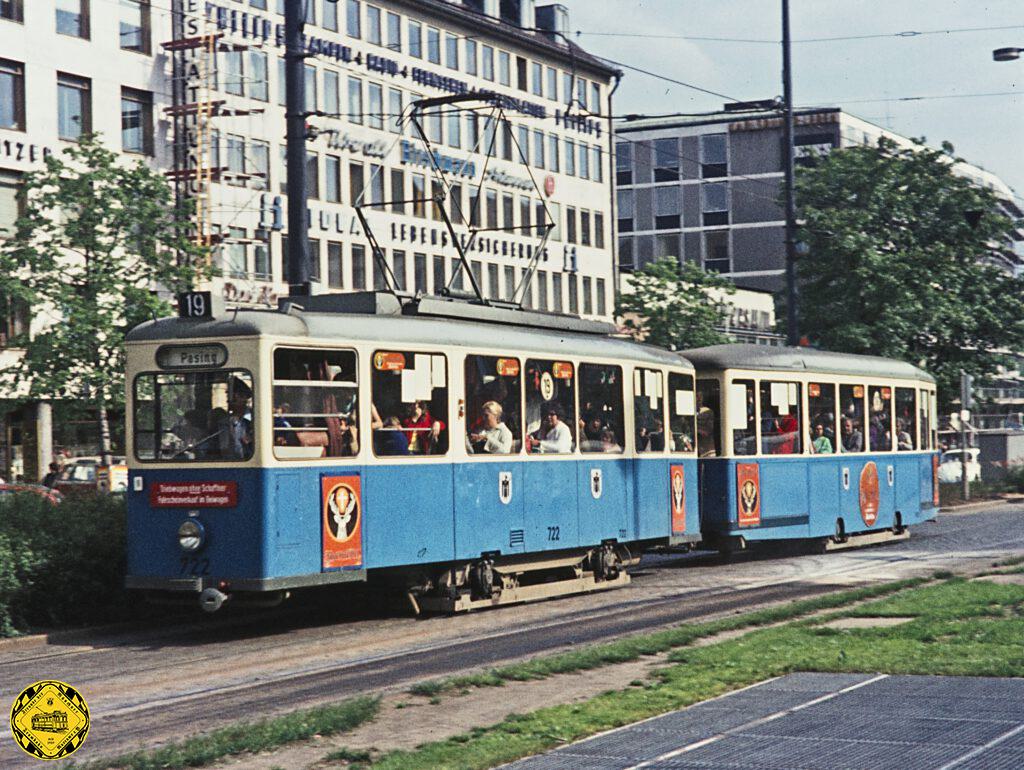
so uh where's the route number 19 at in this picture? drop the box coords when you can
[178,291,213,319]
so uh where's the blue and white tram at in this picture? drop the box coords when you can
[682,345,940,552]
[124,295,701,612]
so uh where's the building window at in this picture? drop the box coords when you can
[367,82,383,130]
[250,140,269,190]
[249,51,269,101]
[615,142,632,185]
[432,254,445,293]
[580,210,591,247]
[56,0,88,38]
[277,57,286,106]
[0,170,22,237]
[351,244,366,289]
[485,189,498,229]
[701,182,729,226]
[481,45,494,80]
[408,20,421,58]
[349,161,364,205]
[700,134,727,178]
[323,70,339,115]
[327,242,344,288]
[1,1,24,23]
[577,78,587,109]
[565,138,576,176]
[226,135,246,182]
[703,230,730,272]
[389,168,404,214]
[578,144,589,179]
[546,66,557,101]
[655,186,681,230]
[370,163,384,209]
[562,72,572,106]
[392,249,406,290]
[618,236,634,271]
[427,27,441,64]
[594,212,605,249]
[590,82,600,112]
[445,34,458,70]
[546,134,559,173]
[385,88,401,134]
[324,0,338,31]
[465,39,477,76]
[530,61,543,97]
[654,138,678,181]
[224,50,244,96]
[582,276,592,315]
[0,59,25,131]
[592,147,602,182]
[596,278,606,316]
[366,5,381,45]
[498,51,511,86]
[119,1,150,53]
[617,190,633,234]
[532,130,545,169]
[57,73,91,140]
[325,155,341,202]
[305,63,317,111]
[348,77,362,124]
[254,240,270,280]
[516,56,528,91]
[224,227,247,278]
[414,253,427,293]
[411,173,425,218]
[565,206,576,244]
[567,274,579,314]
[447,109,461,148]
[120,87,152,154]
[346,0,360,38]
[385,12,400,51]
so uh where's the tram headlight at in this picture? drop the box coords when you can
[177,519,206,552]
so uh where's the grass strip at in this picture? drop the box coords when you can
[68,696,380,770]
[407,577,927,697]
[374,577,1024,770]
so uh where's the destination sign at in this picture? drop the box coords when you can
[156,344,229,369]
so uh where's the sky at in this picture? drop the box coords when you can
[559,0,1024,195]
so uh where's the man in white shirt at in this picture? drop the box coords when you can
[527,405,573,454]
[467,401,514,454]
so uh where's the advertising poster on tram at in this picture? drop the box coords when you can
[322,475,363,569]
[670,465,686,533]
[736,463,761,527]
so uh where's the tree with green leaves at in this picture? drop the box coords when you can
[795,137,1024,406]
[616,257,736,350]
[0,135,211,465]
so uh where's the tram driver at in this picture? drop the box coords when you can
[218,379,254,460]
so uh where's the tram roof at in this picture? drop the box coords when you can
[127,306,693,370]
[679,344,934,384]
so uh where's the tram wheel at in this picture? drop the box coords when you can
[593,544,620,581]
[469,559,497,600]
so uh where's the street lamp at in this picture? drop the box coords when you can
[993,47,1023,62]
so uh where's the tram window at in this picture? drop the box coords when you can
[729,379,756,456]
[272,348,358,460]
[930,390,938,449]
[839,384,865,453]
[807,382,837,455]
[579,363,625,453]
[464,355,521,455]
[696,379,721,457]
[895,387,917,451]
[868,386,893,451]
[919,389,930,450]
[632,368,664,454]
[524,359,575,454]
[133,370,255,462]
[371,351,448,457]
[668,372,696,454]
[759,380,802,455]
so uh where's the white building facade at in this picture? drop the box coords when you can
[0,0,619,478]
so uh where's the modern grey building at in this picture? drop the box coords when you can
[614,107,1024,293]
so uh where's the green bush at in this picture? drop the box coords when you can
[1001,463,1024,494]
[0,492,130,636]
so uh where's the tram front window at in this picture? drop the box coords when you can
[133,371,255,462]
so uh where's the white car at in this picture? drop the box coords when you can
[937,448,981,484]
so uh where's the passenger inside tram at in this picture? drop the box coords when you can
[811,423,834,454]
[467,401,514,454]
[527,404,573,454]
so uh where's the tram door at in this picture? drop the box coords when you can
[577,364,630,545]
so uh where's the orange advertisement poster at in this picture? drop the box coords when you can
[736,463,761,527]
[322,475,363,569]
[670,465,686,533]
[859,462,880,526]
[932,454,940,507]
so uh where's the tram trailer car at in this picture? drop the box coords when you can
[682,345,940,553]
[124,294,701,612]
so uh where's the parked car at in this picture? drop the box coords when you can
[0,483,63,504]
[937,448,982,484]
[53,456,128,495]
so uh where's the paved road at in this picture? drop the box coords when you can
[504,673,1024,770]
[1,504,1021,768]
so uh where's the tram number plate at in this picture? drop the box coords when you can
[180,556,210,577]
[547,526,560,541]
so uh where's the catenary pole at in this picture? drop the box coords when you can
[782,0,799,345]
[285,0,310,296]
